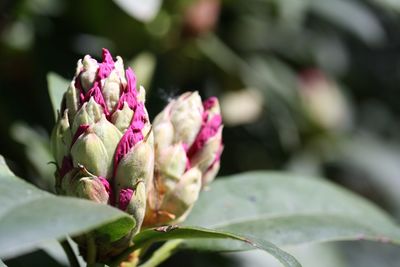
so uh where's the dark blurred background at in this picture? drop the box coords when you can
[2,0,400,266]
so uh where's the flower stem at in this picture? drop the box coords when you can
[60,238,81,267]
[138,240,183,267]
[86,234,97,266]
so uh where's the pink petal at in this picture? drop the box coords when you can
[97,48,115,79]
[113,127,144,173]
[116,68,138,111]
[203,96,218,110]
[118,188,133,210]
[131,102,147,130]
[84,82,110,116]
[59,156,73,178]
[188,114,222,158]
[98,176,111,195]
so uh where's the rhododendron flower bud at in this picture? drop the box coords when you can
[188,96,223,186]
[50,49,153,260]
[60,165,110,204]
[299,69,351,132]
[144,92,223,227]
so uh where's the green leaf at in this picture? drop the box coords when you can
[0,157,14,176]
[115,226,301,267]
[47,72,69,121]
[0,155,135,258]
[0,259,7,267]
[112,0,162,22]
[10,123,55,191]
[127,52,156,90]
[184,172,400,251]
[335,135,400,216]
[368,0,400,13]
[310,0,384,45]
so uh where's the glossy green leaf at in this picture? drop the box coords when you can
[184,172,400,251]
[47,72,69,121]
[0,155,135,258]
[114,226,301,267]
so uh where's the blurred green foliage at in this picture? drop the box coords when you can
[2,0,400,266]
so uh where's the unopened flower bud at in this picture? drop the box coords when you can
[144,92,223,227]
[60,167,110,204]
[70,115,122,178]
[80,55,98,92]
[298,69,351,132]
[51,49,154,261]
[170,92,204,145]
[159,167,202,221]
[188,97,223,186]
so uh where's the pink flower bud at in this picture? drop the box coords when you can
[51,49,154,259]
[144,92,223,227]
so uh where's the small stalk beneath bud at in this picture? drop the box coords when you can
[109,240,182,267]
[138,240,183,267]
[86,234,97,266]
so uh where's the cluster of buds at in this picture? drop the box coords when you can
[144,92,223,227]
[51,49,223,261]
[51,49,153,258]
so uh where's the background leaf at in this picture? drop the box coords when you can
[184,172,400,251]
[334,134,400,219]
[47,72,69,121]
[0,155,135,259]
[127,52,156,90]
[124,226,301,267]
[368,0,400,12]
[310,0,384,45]
[112,0,162,22]
[232,243,345,267]
[10,123,55,191]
